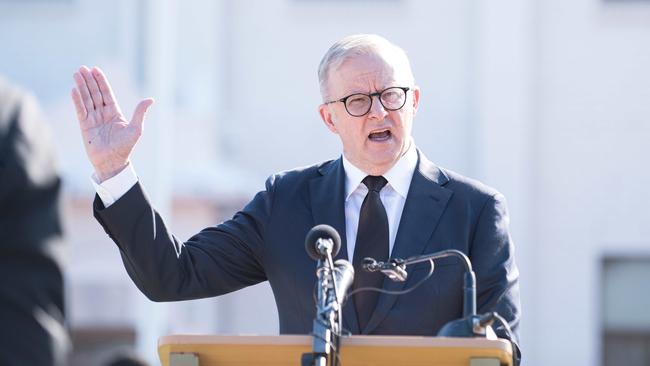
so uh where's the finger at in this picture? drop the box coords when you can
[73,71,95,112]
[91,66,117,106]
[80,65,104,109]
[129,98,155,134]
[71,88,87,121]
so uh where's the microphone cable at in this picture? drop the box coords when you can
[345,258,435,300]
[492,312,513,337]
[491,312,519,366]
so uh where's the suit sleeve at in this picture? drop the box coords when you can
[470,193,522,362]
[93,175,277,302]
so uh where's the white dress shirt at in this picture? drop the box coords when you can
[341,143,417,261]
[92,143,418,263]
[91,163,138,207]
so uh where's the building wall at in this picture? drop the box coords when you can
[533,0,650,365]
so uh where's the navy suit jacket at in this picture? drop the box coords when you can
[94,151,520,350]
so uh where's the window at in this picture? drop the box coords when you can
[602,257,650,366]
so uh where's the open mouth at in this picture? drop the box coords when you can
[368,129,391,142]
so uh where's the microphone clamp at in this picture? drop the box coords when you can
[315,238,334,258]
[362,257,409,282]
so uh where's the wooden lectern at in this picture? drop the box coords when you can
[158,335,513,366]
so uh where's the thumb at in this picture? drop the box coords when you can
[130,98,154,133]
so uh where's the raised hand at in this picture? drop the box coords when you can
[71,66,154,182]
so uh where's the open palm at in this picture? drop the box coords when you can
[72,66,153,182]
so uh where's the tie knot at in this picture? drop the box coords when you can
[362,175,388,192]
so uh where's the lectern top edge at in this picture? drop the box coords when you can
[159,334,512,352]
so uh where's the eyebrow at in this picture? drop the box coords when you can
[341,84,400,96]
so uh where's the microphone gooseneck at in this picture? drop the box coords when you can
[364,249,476,317]
[330,259,355,307]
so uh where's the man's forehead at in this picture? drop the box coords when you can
[339,72,397,91]
[330,56,410,93]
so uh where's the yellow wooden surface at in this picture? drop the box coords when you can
[158,335,513,366]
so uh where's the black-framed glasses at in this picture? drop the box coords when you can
[324,86,411,117]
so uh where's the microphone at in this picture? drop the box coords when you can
[304,224,341,260]
[362,257,380,271]
[363,257,409,282]
[330,259,354,302]
[361,250,514,365]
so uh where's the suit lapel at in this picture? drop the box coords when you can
[309,158,361,334]
[362,151,453,334]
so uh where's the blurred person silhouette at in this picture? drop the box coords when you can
[71,34,520,362]
[105,352,150,366]
[0,76,69,365]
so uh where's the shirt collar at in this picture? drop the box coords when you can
[342,139,418,201]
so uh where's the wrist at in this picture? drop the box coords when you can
[95,161,129,183]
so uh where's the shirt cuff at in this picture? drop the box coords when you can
[90,163,138,207]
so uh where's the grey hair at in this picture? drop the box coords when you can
[317,34,415,102]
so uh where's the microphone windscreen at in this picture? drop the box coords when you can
[333,259,355,299]
[304,224,341,260]
[334,259,354,273]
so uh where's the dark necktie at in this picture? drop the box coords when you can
[353,175,389,331]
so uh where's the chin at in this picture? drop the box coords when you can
[378,147,402,161]
[365,154,400,173]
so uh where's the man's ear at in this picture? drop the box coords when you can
[319,104,339,134]
[411,86,421,117]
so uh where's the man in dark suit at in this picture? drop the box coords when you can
[72,34,520,358]
[0,77,69,366]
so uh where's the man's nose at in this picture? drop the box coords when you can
[367,95,388,119]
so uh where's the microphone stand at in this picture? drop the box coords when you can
[302,248,341,366]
